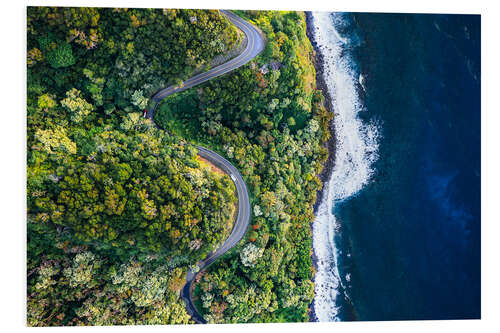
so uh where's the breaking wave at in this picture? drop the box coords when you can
[311,11,380,322]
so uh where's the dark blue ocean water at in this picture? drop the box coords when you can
[333,13,481,320]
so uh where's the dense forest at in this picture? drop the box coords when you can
[27,7,331,326]
[27,7,239,326]
[155,10,331,323]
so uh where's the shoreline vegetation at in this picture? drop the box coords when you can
[305,12,337,215]
[27,7,331,325]
[304,11,337,322]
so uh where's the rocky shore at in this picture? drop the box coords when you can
[306,12,337,215]
[305,11,337,322]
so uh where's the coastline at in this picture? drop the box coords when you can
[304,11,337,322]
[306,12,337,214]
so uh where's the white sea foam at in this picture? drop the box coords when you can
[311,11,380,322]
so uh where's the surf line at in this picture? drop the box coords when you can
[310,11,380,322]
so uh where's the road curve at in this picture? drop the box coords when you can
[148,10,265,111]
[181,147,251,324]
[145,10,265,324]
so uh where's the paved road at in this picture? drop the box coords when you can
[145,10,265,324]
[180,147,251,324]
[147,10,265,119]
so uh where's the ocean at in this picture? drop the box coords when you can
[310,11,481,321]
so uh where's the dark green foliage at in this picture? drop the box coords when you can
[37,34,76,68]
[46,42,76,68]
[154,90,201,138]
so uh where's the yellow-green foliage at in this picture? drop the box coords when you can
[27,47,43,66]
[35,126,76,155]
[60,88,94,123]
[37,93,57,110]
[27,245,192,326]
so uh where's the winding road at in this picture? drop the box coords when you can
[145,10,265,324]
